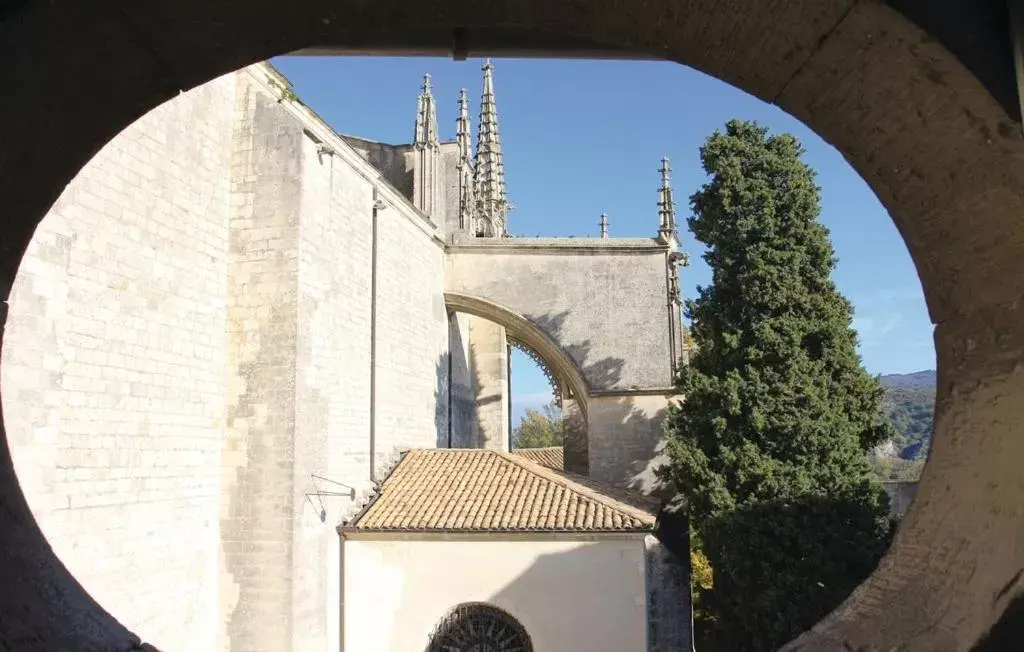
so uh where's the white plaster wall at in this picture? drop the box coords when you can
[0,73,236,650]
[343,537,648,652]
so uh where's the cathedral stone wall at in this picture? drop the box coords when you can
[0,59,684,651]
[447,312,477,447]
[445,237,678,392]
[1,63,453,652]
[0,72,238,650]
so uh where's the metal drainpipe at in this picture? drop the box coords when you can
[370,189,384,483]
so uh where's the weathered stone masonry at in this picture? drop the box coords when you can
[0,60,684,651]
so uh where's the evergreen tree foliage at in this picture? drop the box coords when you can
[661,120,895,650]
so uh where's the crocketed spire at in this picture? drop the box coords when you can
[473,59,509,237]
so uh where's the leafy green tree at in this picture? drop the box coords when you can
[660,120,895,650]
[512,401,565,449]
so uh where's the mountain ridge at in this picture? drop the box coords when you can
[878,369,935,461]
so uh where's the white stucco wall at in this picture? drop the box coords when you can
[342,536,648,652]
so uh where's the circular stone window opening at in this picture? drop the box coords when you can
[426,603,533,652]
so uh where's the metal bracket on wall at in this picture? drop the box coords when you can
[304,474,357,524]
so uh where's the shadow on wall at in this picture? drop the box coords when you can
[484,546,637,651]
[524,311,673,497]
[972,591,1024,651]
[529,311,625,391]
[435,314,474,449]
[432,306,674,498]
[427,541,691,652]
[434,352,449,449]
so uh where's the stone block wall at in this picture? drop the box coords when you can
[447,312,477,447]
[2,62,455,652]
[445,239,677,392]
[588,394,672,492]
[222,67,451,651]
[644,535,694,652]
[373,188,449,458]
[469,317,510,450]
[0,73,237,650]
[220,75,304,652]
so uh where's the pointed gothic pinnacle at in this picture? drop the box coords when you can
[456,88,472,163]
[658,156,676,236]
[600,213,609,238]
[474,57,509,235]
[414,73,439,147]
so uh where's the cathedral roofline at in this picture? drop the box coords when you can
[447,234,672,253]
[244,62,444,243]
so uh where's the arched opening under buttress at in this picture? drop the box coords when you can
[0,3,1022,651]
[444,292,591,473]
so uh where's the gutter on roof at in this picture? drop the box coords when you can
[337,529,654,542]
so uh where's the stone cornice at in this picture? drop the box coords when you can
[589,388,679,398]
[248,62,444,248]
[447,235,671,255]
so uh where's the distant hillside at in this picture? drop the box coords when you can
[879,370,936,460]
[880,369,936,390]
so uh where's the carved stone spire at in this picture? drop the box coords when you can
[412,74,442,219]
[457,88,472,162]
[473,59,509,237]
[657,156,677,240]
[413,74,439,147]
[600,213,609,239]
[456,88,475,230]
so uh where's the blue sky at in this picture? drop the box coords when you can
[272,55,936,426]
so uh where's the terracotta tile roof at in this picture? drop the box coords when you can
[510,446,564,471]
[347,449,657,533]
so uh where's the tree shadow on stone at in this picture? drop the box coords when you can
[694,493,894,652]
[529,311,625,391]
[435,312,474,449]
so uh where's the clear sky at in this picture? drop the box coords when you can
[271,55,936,426]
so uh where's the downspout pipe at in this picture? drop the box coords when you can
[370,189,385,483]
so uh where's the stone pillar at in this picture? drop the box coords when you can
[563,399,588,475]
[447,312,478,447]
[469,316,510,451]
[644,535,694,652]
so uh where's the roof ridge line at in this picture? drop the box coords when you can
[494,451,655,521]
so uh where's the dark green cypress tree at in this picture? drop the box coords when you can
[662,120,895,650]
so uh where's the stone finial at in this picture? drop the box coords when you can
[456,88,476,230]
[457,88,472,164]
[657,156,676,239]
[473,58,509,237]
[413,73,439,147]
[600,213,609,238]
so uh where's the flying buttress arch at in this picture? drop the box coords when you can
[444,292,590,421]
